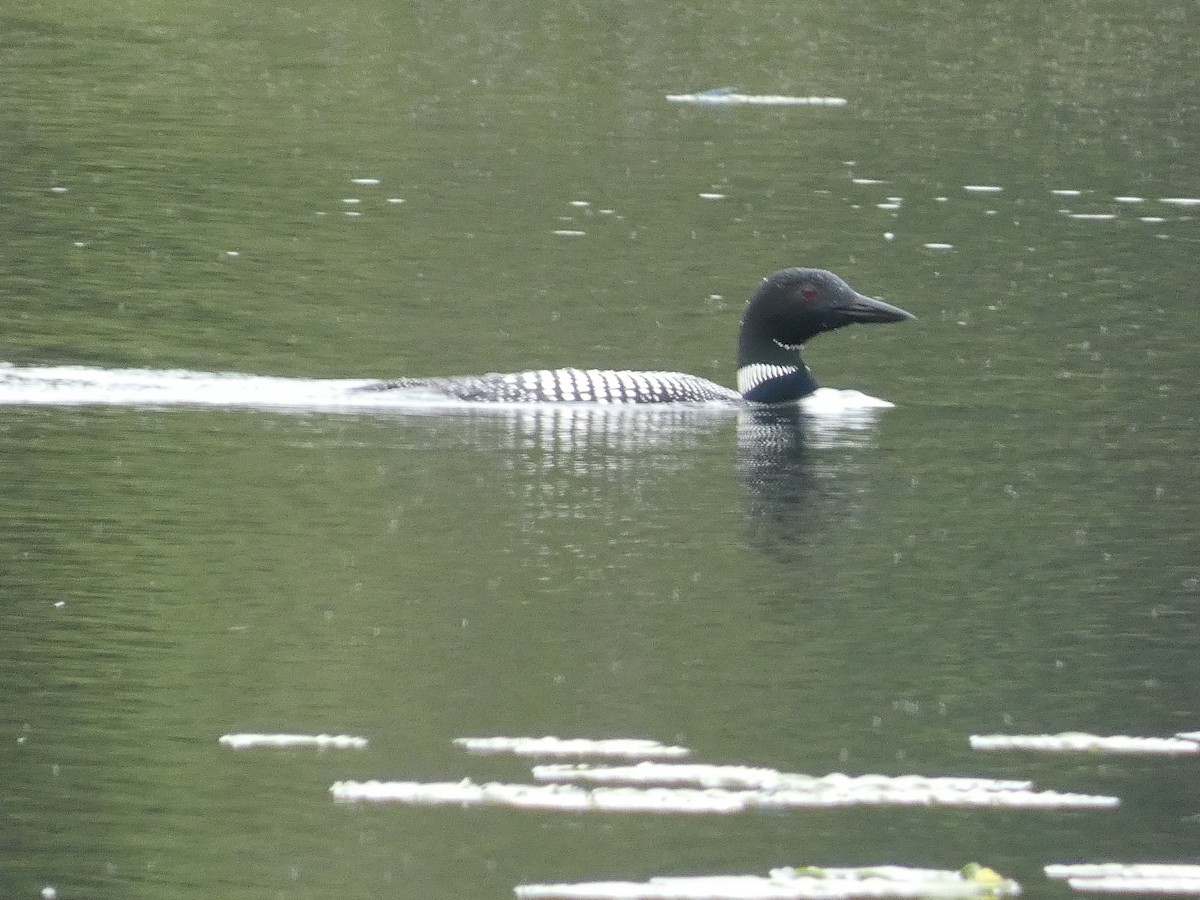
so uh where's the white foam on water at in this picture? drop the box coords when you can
[219,733,368,750]
[1047,864,1200,895]
[453,736,690,759]
[0,365,443,412]
[516,865,1021,899]
[666,93,848,107]
[530,763,1034,792]
[970,733,1200,755]
[1064,877,1200,895]
[1048,865,1200,880]
[329,777,1118,811]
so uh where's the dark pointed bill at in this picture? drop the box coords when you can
[845,291,916,323]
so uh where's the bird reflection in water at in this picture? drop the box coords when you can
[736,405,889,562]
[442,403,890,565]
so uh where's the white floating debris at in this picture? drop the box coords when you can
[1047,864,1200,895]
[344,211,363,217]
[1048,865,1200,880]
[516,865,1021,899]
[1067,213,1117,220]
[453,737,690,759]
[569,200,590,208]
[1063,878,1200,895]
[351,177,380,185]
[877,203,900,210]
[330,778,1116,811]
[219,733,368,750]
[757,786,1115,811]
[41,887,58,900]
[341,198,361,204]
[332,780,583,809]
[883,232,895,241]
[531,762,1033,793]
[386,197,406,204]
[963,185,1003,193]
[50,186,69,194]
[666,91,848,107]
[552,229,586,237]
[1139,216,1166,223]
[1160,197,1200,207]
[699,193,726,200]
[225,250,240,257]
[924,243,955,250]
[1051,189,1082,196]
[971,733,1199,755]
[852,178,886,185]
[1114,196,1145,203]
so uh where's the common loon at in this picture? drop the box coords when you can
[363,267,914,404]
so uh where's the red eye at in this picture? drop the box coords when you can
[801,285,817,302]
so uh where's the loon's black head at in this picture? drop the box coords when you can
[736,267,914,403]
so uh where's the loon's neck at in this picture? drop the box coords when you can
[736,327,818,404]
[736,360,818,404]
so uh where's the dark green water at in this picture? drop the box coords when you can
[2,1,1198,898]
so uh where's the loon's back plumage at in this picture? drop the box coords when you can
[369,368,739,404]
[364,267,913,405]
